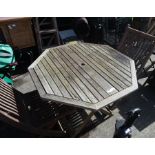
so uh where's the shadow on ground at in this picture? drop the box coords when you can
[117,84,155,131]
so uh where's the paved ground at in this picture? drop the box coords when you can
[13,65,155,138]
[87,85,155,138]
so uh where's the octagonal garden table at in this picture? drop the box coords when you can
[28,42,138,137]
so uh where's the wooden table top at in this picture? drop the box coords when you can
[28,42,138,110]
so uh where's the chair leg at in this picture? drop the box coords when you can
[149,58,155,68]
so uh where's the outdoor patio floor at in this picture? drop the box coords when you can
[11,54,155,138]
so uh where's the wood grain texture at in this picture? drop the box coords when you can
[117,26,155,78]
[29,42,138,110]
[0,79,19,117]
[0,79,70,137]
[0,18,35,49]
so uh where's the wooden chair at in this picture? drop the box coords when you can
[0,78,100,137]
[15,73,112,137]
[117,26,155,78]
[147,17,155,35]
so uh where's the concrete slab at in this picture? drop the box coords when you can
[13,72,36,94]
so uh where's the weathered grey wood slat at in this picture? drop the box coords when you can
[0,94,17,110]
[134,40,151,62]
[93,45,131,79]
[29,68,46,96]
[34,65,54,94]
[0,93,17,110]
[0,102,18,114]
[47,52,91,103]
[66,46,119,95]
[140,40,152,59]
[72,119,83,127]
[73,44,131,88]
[0,88,16,106]
[44,92,96,110]
[96,60,138,109]
[134,40,147,60]
[0,85,14,97]
[0,85,13,95]
[0,89,16,103]
[0,95,16,108]
[0,98,19,114]
[71,114,82,120]
[56,48,109,98]
[69,45,126,90]
[84,44,131,76]
[0,97,19,116]
[1,81,14,93]
[1,84,13,92]
[41,57,72,99]
[56,46,111,98]
[78,43,132,80]
[80,46,132,87]
[53,48,105,101]
[37,60,63,97]
[91,43,131,69]
[44,55,81,100]
[52,48,99,103]
[66,46,118,95]
[97,44,131,68]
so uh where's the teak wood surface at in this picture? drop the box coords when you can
[29,42,138,111]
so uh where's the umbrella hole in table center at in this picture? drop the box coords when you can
[81,63,85,66]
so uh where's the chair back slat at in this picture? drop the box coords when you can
[118,26,155,77]
[0,79,20,121]
[0,99,19,116]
